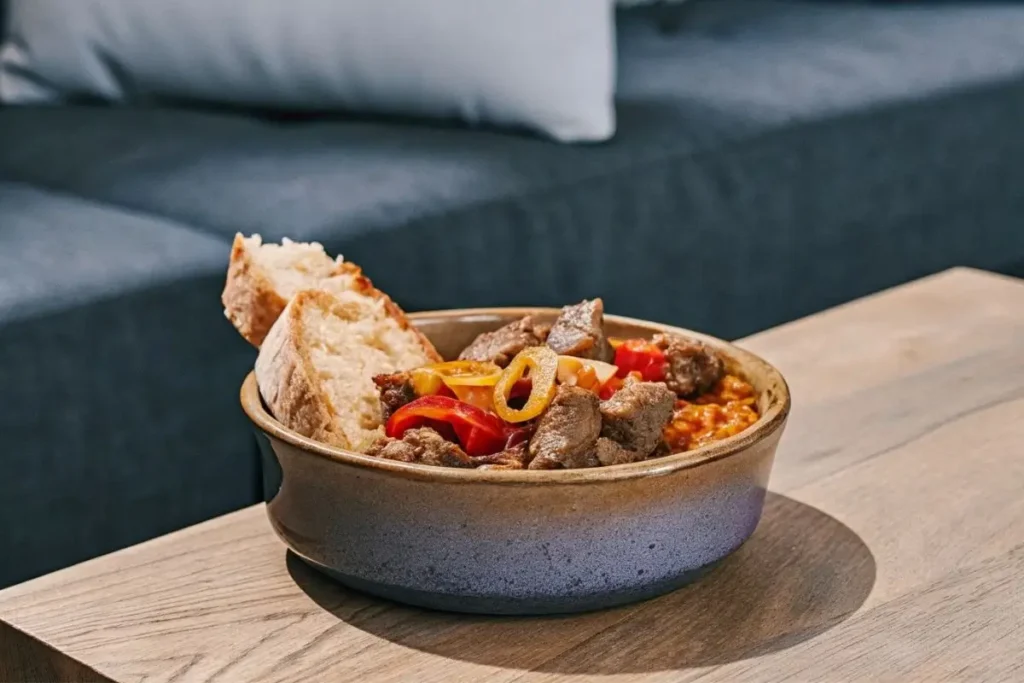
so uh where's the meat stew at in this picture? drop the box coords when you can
[370,299,760,470]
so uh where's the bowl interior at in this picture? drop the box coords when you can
[411,308,785,420]
[242,308,790,482]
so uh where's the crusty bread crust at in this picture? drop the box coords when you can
[231,233,443,450]
[255,286,440,451]
[221,234,290,347]
[222,234,441,362]
[255,290,350,448]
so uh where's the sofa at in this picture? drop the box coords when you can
[2,0,1023,588]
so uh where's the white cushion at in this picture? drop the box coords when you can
[0,0,616,142]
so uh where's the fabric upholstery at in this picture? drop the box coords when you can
[0,1,1022,338]
[0,182,259,587]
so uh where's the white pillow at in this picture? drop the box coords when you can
[617,0,689,6]
[0,0,616,143]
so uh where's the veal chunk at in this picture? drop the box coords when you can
[545,299,614,362]
[597,380,675,465]
[473,443,530,470]
[653,333,724,397]
[458,316,549,367]
[372,372,416,422]
[372,374,415,421]
[366,427,473,468]
[528,386,602,469]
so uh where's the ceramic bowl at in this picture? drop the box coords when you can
[241,309,790,615]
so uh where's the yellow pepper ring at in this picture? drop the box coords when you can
[409,368,444,397]
[492,346,559,423]
[409,360,503,397]
[429,360,503,387]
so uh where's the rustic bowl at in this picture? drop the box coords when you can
[241,309,790,615]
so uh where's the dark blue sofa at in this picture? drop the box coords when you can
[2,1,1023,588]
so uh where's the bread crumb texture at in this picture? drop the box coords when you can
[222,233,357,347]
[256,289,435,452]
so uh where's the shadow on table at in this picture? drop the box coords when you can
[288,492,875,674]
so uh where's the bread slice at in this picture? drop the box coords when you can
[255,288,442,452]
[222,233,360,347]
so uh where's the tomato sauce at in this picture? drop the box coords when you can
[662,374,759,452]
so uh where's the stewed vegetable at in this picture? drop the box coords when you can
[368,299,758,470]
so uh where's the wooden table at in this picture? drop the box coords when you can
[3,268,1023,683]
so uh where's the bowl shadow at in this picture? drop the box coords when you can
[287,492,875,674]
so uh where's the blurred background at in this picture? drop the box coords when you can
[1,0,1022,588]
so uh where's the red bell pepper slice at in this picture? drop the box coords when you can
[598,378,621,401]
[458,425,507,457]
[503,425,532,449]
[385,395,508,456]
[613,339,667,382]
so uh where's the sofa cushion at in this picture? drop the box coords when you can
[1,186,224,325]
[0,1,1023,338]
[0,182,258,587]
[0,0,615,143]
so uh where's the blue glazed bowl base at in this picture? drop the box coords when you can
[298,554,723,616]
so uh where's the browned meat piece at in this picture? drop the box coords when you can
[473,443,530,470]
[366,435,416,461]
[653,333,724,397]
[372,371,416,421]
[545,299,613,362]
[595,437,636,467]
[598,379,675,463]
[528,386,602,469]
[458,316,548,367]
[366,427,473,468]
[647,441,671,460]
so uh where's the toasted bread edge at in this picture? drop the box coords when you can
[221,234,288,348]
[254,289,351,450]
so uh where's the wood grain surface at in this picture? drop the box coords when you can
[2,267,1023,683]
